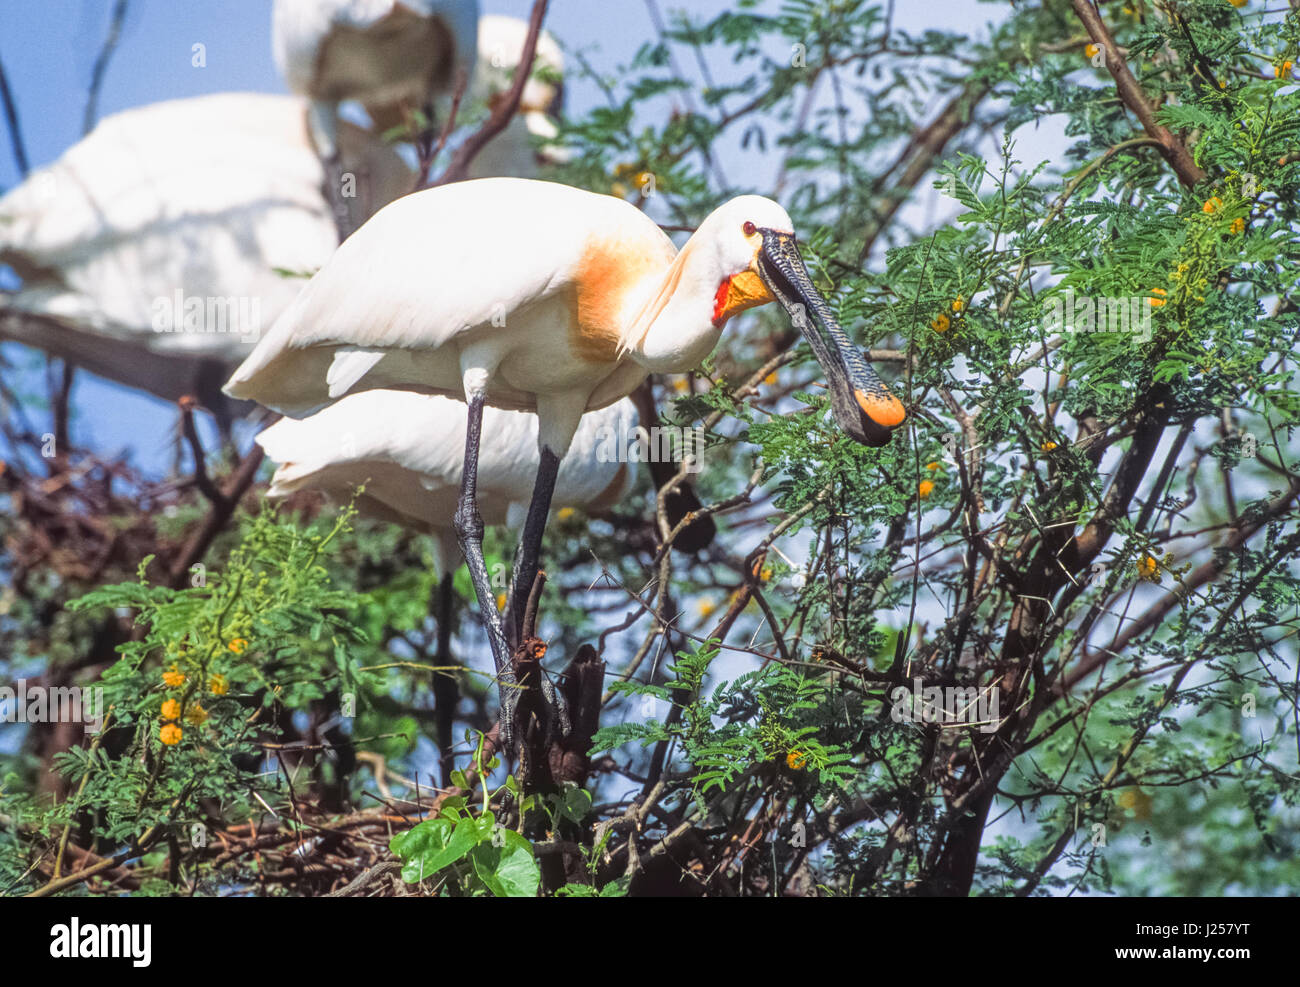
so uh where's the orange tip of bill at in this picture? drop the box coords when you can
[856,389,906,428]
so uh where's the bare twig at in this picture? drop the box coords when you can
[82,0,129,137]
[0,52,30,176]
[1070,0,1206,188]
[167,440,266,588]
[429,0,549,186]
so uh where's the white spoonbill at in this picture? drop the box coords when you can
[225,177,906,738]
[256,390,636,568]
[465,14,567,180]
[272,0,479,162]
[0,93,411,422]
[256,390,635,778]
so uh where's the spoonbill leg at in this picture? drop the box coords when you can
[432,570,459,787]
[505,446,560,645]
[452,391,517,744]
[307,100,355,241]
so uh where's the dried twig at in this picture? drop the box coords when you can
[429,0,549,186]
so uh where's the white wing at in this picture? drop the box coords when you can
[225,178,672,415]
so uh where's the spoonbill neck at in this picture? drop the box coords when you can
[621,238,729,374]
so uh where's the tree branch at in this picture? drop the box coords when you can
[429,0,549,186]
[1070,0,1206,188]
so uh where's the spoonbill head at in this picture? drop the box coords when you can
[699,195,907,447]
[272,0,480,158]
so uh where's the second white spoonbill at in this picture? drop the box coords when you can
[0,93,411,424]
[256,390,636,568]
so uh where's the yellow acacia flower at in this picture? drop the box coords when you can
[185,704,209,726]
[919,480,935,499]
[557,507,576,521]
[1137,555,1161,582]
[228,637,249,654]
[495,593,507,612]
[951,295,965,313]
[1277,61,1294,79]
[1227,0,1246,7]
[1230,217,1245,235]
[672,377,690,393]
[1084,43,1100,59]
[764,372,778,386]
[1149,288,1167,308]
[1202,196,1223,214]
[208,674,229,696]
[925,461,942,471]
[760,567,773,582]
[161,699,181,720]
[697,599,717,619]
[1118,786,1153,820]
[162,665,185,688]
[1041,441,1058,452]
[786,750,808,770]
[159,724,183,746]
[931,313,950,332]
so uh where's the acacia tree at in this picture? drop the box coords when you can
[2,0,1298,897]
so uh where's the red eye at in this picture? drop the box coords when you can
[743,221,756,236]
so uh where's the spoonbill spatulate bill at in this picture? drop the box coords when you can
[226,177,906,740]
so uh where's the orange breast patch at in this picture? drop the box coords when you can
[570,238,664,364]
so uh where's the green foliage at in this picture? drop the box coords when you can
[389,808,540,897]
[39,507,373,849]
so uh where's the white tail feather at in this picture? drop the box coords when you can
[326,347,386,398]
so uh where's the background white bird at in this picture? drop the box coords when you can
[0,92,413,418]
[256,390,637,575]
[272,0,479,161]
[226,176,905,741]
[256,389,637,780]
[465,14,567,181]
